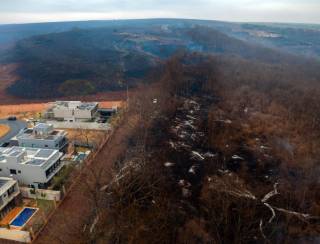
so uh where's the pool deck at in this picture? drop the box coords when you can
[0,207,23,227]
[9,207,39,230]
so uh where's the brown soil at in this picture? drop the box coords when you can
[0,124,10,137]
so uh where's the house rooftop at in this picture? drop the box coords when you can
[0,147,61,167]
[51,101,98,111]
[16,124,66,141]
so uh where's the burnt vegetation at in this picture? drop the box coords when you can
[6,21,319,99]
[68,52,320,244]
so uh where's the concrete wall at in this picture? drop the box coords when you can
[0,159,63,188]
[18,136,67,151]
[0,228,31,243]
[0,163,44,186]
[74,109,94,120]
[20,187,61,201]
[52,108,73,120]
[0,182,19,211]
[19,138,58,149]
[53,107,96,121]
[47,121,110,130]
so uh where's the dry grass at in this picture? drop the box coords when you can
[65,129,106,144]
[0,103,47,119]
[0,100,125,119]
[99,100,125,109]
[0,124,10,137]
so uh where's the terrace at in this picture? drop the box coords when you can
[0,147,60,168]
[12,123,68,152]
[17,125,67,141]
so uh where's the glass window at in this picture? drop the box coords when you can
[10,169,17,175]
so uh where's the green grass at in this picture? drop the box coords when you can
[51,164,76,191]
[36,199,55,215]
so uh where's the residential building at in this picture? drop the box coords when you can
[0,177,20,219]
[11,123,68,152]
[0,147,63,189]
[44,101,98,122]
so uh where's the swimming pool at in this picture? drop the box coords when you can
[75,153,87,162]
[10,207,38,227]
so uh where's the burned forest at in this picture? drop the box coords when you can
[72,53,320,244]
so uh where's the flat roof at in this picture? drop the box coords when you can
[16,128,66,141]
[34,123,52,130]
[0,147,60,167]
[51,101,98,111]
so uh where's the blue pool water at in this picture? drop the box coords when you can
[76,153,87,162]
[10,208,37,227]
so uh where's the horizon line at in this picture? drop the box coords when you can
[0,17,320,27]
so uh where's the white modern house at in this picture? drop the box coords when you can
[0,147,63,189]
[11,123,68,152]
[44,101,98,122]
[0,177,20,219]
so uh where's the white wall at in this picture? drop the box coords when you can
[0,228,31,243]
[0,159,63,188]
[0,182,19,211]
[20,187,61,201]
[47,121,110,130]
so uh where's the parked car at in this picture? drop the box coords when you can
[0,142,10,147]
[7,116,17,121]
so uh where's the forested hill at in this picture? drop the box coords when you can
[5,20,318,99]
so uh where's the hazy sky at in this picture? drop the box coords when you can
[0,0,319,24]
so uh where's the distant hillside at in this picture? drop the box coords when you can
[1,19,319,57]
[231,23,320,59]
[6,19,315,99]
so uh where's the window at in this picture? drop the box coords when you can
[10,169,17,175]
[45,145,48,148]
[8,186,15,196]
[18,170,21,174]
[0,168,2,171]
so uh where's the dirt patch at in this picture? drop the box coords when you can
[0,124,10,137]
[65,129,107,150]
[0,100,125,119]
[0,103,47,119]
[99,100,125,109]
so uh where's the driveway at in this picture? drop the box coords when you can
[0,119,27,145]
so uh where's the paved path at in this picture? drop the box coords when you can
[0,119,27,145]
